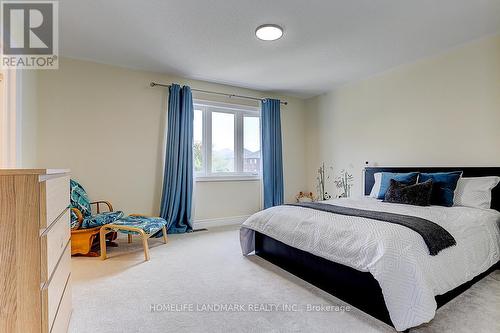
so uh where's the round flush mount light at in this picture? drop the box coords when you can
[255,24,283,41]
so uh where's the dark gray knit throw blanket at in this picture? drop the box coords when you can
[287,202,456,255]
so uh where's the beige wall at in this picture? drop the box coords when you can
[36,58,308,219]
[194,181,261,220]
[0,70,38,168]
[0,69,16,168]
[19,71,38,168]
[0,72,3,165]
[305,35,500,197]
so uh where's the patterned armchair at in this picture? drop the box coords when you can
[70,179,124,256]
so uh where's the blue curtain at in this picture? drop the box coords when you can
[159,84,193,234]
[261,99,284,209]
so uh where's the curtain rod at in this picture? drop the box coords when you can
[150,82,288,105]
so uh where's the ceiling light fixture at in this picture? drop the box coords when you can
[255,24,283,41]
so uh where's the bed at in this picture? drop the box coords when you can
[240,167,500,331]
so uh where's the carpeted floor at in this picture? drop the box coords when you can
[69,226,500,333]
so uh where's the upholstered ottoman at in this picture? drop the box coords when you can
[99,215,168,261]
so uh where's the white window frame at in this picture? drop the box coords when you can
[193,99,261,182]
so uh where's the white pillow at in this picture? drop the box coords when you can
[369,173,382,198]
[453,176,500,209]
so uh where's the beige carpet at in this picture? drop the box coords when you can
[69,226,500,333]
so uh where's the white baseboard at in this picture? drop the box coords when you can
[193,215,250,230]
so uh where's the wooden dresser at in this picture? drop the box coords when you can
[0,169,72,333]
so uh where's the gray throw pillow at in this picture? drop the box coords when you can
[384,179,433,206]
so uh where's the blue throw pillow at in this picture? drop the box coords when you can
[377,172,419,199]
[419,171,462,207]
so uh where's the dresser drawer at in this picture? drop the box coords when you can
[40,176,70,229]
[50,276,72,333]
[42,243,71,332]
[41,209,70,284]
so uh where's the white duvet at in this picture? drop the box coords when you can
[240,197,500,331]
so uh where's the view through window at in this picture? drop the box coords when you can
[193,101,260,179]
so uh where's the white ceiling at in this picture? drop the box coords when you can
[60,0,500,98]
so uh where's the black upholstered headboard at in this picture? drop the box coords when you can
[364,167,500,212]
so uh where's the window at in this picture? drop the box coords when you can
[193,100,261,180]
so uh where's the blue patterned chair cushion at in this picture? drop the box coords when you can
[70,179,93,227]
[82,211,125,229]
[112,216,168,235]
[70,209,80,229]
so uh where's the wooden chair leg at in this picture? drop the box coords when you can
[162,226,168,244]
[139,230,150,261]
[99,224,161,261]
[99,227,109,260]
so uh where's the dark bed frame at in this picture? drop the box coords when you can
[254,167,500,330]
